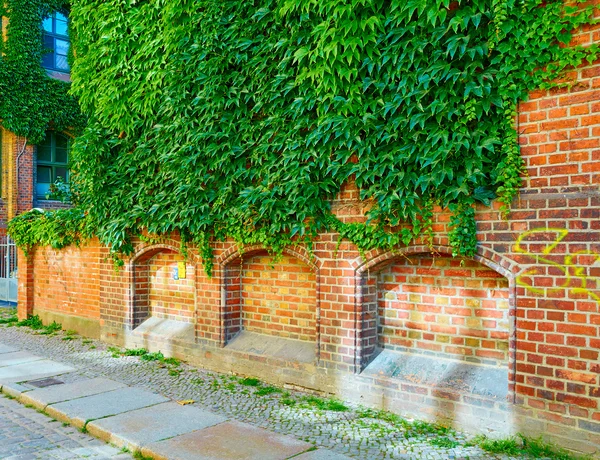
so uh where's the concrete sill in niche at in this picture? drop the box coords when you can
[361,349,509,401]
[226,330,316,364]
[131,317,195,343]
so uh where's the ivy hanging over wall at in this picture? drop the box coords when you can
[0,0,84,143]
[7,0,599,270]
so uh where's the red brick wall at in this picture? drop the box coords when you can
[30,243,100,320]
[148,251,195,323]
[373,255,510,365]
[240,253,317,342]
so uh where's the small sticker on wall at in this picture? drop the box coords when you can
[178,261,186,279]
[172,267,179,280]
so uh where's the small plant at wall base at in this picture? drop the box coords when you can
[7,0,600,270]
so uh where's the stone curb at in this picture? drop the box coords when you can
[0,380,345,460]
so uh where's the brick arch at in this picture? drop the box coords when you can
[131,240,200,266]
[352,244,518,402]
[218,244,321,355]
[216,243,321,273]
[352,244,517,282]
[128,243,198,331]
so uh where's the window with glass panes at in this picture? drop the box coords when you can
[37,132,69,199]
[42,11,69,72]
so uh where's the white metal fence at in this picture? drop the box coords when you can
[0,236,17,304]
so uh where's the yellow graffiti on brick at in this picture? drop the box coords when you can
[514,228,600,304]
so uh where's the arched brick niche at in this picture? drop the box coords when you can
[130,246,196,331]
[356,249,515,402]
[221,248,319,362]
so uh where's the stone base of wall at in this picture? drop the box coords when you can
[35,308,101,339]
[86,322,595,454]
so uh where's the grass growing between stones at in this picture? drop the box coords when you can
[39,321,62,335]
[239,377,261,387]
[0,308,17,325]
[470,434,592,460]
[255,385,282,396]
[300,396,349,412]
[132,451,153,460]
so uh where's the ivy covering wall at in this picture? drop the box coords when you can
[7,0,599,270]
[0,0,83,143]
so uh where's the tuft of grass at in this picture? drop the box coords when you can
[473,434,587,460]
[0,315,18,325]
[302,396,349,412]
[107,346,123,358]
[16,315,44,329]
[124,348,148,357]
[39,321,62,335]
[140,351,165,362]
[255,386,282,396]
[163,357,180,367]
[168,369,181,377]
[430,436,460,449]
[133,451,153,460]
[191,378,204,385]
[239,377,261,387]
[281,397,296,406]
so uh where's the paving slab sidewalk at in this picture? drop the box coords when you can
[0,342,351,460]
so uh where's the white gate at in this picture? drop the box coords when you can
[0,236,17,304]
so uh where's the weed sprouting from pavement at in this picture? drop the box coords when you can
[255,386,282,396]
[470,434,589,460]
[16,315,44,329]
[301,396,349,412]
[430,437,460,449]
[239,377,261,387]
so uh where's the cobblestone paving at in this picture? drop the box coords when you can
[0,310,527,459]
[0,394,131,459]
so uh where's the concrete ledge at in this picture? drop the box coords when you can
[226,331,316,364]
[35,308,101,339]
[362,349,509,400]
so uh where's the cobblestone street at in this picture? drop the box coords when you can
[0,394,130,459]
[0,309,531,460]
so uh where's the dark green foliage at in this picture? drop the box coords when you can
[239,377,262,387]
[16,314,44,329]
[8,0,600,264]
[7,208,92,255]
[0,0,84,143]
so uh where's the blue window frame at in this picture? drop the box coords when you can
[42,11,70,72]
[37,132,69,200]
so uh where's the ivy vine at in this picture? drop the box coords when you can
[0,0,84,143]
[7,0,600,271]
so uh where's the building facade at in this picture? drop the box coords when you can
[0,5,72,236]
